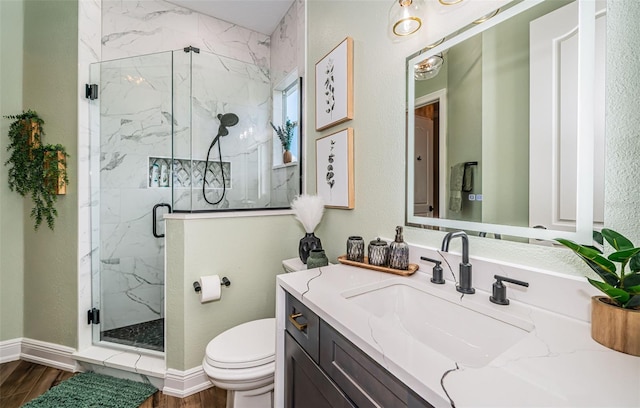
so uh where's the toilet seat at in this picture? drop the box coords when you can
[205,318,275,370]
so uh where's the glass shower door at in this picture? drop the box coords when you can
[89,51,173,352]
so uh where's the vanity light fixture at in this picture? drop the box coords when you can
[473,8,500,24]
[438,0,464,5]
[414,53,444,80]
[389,0,425,37]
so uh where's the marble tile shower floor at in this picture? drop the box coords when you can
[101,319,164,352]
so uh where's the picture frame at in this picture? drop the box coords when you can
[316,128,354,209]
[315,37,353,131]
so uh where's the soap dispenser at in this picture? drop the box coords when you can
[388,226,409,270]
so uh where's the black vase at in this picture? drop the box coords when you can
[299,232,322,264]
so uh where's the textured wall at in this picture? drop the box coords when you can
[605,1,640,243]
[307,0,640,277]
[22,0,79,347]
[0,0,25,342]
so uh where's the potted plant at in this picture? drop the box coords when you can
[556,229,640,356]
[270,118,297,164]
[4,110,69,230]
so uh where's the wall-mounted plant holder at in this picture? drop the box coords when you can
[4,110,69,230]
[22,119,41,159]
[45,150,67,195]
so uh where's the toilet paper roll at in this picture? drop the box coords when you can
[198,275,222,303]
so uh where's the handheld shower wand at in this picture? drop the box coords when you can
[203,112,239,206]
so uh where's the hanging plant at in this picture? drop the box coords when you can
[4,110,69,230]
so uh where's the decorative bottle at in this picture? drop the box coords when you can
[160,162,169,187]
[150,163,160,187]
[388,226,409,270]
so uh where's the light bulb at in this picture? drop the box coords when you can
[414,54,444,80]
[389,0,424,37]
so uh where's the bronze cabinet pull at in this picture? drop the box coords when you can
[288,312,307,331]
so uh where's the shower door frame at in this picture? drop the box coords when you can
[88,52,172,354]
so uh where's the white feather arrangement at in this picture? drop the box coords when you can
[291,194,325,233]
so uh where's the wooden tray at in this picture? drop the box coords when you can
[337,255,418,276]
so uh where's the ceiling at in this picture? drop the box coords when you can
[166,0,295,35]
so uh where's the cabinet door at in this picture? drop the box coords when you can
[319,321,433,408]
[285,332,354,408]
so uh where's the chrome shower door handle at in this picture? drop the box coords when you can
[152,203,172,238]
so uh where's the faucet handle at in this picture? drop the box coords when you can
[490,275,529,305]
[420,256,445,284]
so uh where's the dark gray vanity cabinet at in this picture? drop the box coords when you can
[284,293,433,408]
[285,333,355,408]
[285,293,353,408]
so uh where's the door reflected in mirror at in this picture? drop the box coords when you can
[406,0,606,244]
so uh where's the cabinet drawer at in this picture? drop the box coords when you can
[285,332,355,408]
[286,293,320,363]
[319,320,433,408]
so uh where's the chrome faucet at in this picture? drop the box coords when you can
[441,231,475,294]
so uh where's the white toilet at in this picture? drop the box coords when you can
[203,318,276,408]
[203,258,305,408]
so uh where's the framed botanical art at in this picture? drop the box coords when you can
[315,37,353,131]
[316,128,354,209]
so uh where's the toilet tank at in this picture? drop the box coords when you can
[282,258,306,273]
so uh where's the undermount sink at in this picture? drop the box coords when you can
[342,280,534,368]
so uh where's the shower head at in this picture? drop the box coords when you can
[216,113,239,136]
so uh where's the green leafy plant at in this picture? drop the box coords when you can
[270,118,297,152]
[4,110,69,230]
[557,229,640,309]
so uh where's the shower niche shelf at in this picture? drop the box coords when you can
[148,156,231,189]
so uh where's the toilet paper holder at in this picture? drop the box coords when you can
[193,277,230,293]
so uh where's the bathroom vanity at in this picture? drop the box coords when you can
[284,292,431,407]
[274,244,640,407]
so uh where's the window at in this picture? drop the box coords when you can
[273,71,300,166]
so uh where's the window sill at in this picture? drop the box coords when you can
[272,162,299,170]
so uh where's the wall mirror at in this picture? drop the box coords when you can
[406,0,606,244]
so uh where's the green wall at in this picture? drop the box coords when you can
[21,0,78,347]
[166,214,302,370]
[481,12,530,228]
[0,0,25,342]
[446,35,483,222]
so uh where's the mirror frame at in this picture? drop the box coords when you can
[406,0,596,244]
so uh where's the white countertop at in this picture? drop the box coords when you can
[276,263,640,407]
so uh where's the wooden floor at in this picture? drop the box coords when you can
[0,360,226,408]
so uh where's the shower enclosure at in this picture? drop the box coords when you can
[89,47,291,351]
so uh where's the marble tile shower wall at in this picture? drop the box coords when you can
[98,54,172,330]
[98,0,274,330]
[172,51,272,210]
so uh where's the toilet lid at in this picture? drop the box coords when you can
[205,318,275,369]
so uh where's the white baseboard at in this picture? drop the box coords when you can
[20,338,79,372]
[0,338,22,363]
[164,366,213,398]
